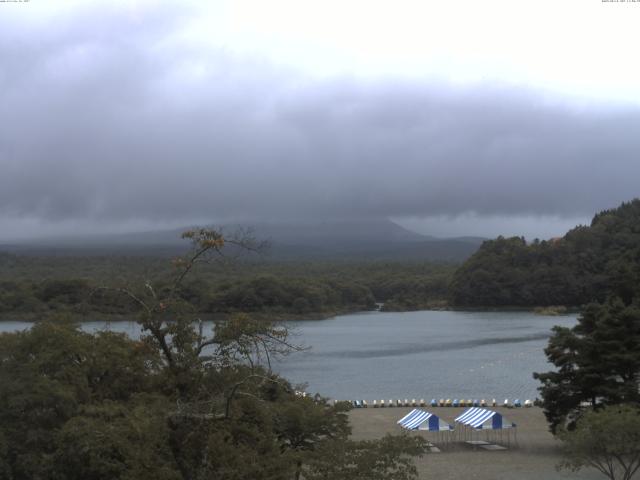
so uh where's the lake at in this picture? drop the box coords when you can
[1,310,576,401]
[276,310,576,401]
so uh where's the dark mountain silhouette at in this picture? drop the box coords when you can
[2,219,484,262]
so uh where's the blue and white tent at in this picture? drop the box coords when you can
[454,407,516,430]
[454,407,517,446]
[397,409,452,432]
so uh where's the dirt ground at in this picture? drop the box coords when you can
[348,406,603,480]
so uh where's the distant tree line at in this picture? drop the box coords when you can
[0,255,456,320]
[0,275,376,319]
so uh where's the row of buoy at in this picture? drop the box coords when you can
[343,399,535,408]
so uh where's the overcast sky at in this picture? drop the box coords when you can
[1,0,639,241]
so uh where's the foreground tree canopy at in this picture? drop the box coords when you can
[0,229,427,480]
[557,404,640,480]
[450,199,640,307]
[534,295,640,433]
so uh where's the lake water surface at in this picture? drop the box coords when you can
[1,310,576,401]
[275,310,577,401]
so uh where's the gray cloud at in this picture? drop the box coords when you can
[1,3,639,237]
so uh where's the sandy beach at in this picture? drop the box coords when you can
[348,406,602,480]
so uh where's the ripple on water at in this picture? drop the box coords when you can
[275,310,577,400]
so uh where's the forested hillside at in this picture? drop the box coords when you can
[450,199,640,307]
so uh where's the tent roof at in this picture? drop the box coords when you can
[397,408,452,431]
[454,407,516,429]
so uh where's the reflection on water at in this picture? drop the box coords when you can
[1,310,576,401]
[274,310,577,401]
[309,332,553,359]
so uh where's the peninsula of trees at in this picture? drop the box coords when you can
[450,199,640,308]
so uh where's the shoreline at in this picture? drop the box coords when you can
[0,304,580,323]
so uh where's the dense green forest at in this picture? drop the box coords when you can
[450,199,640,307]
[0,253,455,321]
[0,230,426,479]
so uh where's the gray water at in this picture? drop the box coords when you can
[1,310,576,401]
[274,310,577,401]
